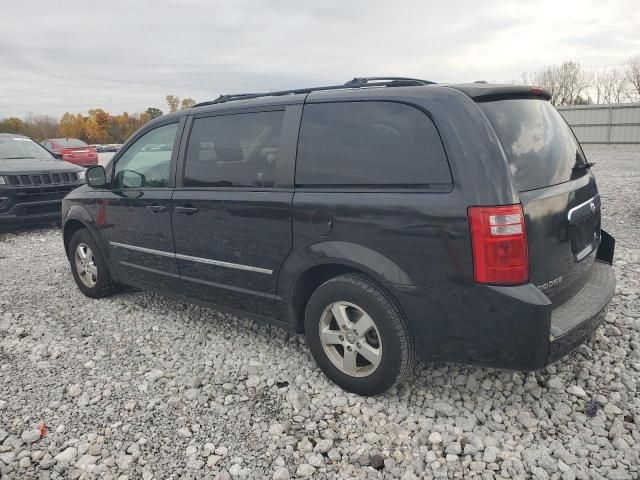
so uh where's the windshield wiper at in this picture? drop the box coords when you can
[0,156,35,160]
[573,161,595,172]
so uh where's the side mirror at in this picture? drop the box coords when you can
[86,165,107,188]
[52,152,64,160]
[121,170,145,189]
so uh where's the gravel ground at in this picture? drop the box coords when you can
[0,145,639,480]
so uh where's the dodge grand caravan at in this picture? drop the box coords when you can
[62,77,616,395]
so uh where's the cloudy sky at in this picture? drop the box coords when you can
[1,0,639,118]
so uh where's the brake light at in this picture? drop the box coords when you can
[468,204,529,285]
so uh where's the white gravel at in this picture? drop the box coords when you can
[1,145,639,479]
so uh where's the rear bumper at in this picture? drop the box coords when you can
[396,260,615,371]
[547,260,615,363]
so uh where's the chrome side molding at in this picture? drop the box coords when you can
[109,241,273,275]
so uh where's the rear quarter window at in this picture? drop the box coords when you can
[479,99,588,191]
[295,101,451,188]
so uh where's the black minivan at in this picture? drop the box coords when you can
[62,77,616,395]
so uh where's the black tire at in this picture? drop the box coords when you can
[304,274,415,396]
[68,229,118,298]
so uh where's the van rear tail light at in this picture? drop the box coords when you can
[468,204,529,285]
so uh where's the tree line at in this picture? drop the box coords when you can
[521,54,640,106]
[0,95,196,144]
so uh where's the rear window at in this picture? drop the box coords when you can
[55,139,88,148]
[296,101,452,188]
[479,99,587,191]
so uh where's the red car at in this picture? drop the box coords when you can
[42,138,98,167]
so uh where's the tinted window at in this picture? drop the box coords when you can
[113,123,178,189]
[54,138,88,148]
[184,111,285,188]
[479,99,588,191]
[296,102,451,187]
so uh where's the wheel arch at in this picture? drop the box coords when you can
[279,242,412,333]
[63,206,116,277]
[63,219,89,257]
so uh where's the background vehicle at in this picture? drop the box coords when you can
[0,133,83,224]
[61,77,615,395]
[42,138,98,167]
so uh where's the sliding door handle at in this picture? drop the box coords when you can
[175,205,199,215]
[146,204,167,213]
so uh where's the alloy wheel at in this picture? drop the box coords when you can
[318,301,382,377]
[75,243,97,288]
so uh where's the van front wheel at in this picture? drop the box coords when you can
[304,274,415,396]
[69,229,118,298]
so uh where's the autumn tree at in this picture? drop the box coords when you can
[59,113,86,139]
[181,97,196,109]
[165,95,197,112]
[113,113,136,141]
[138,112,151,125]
[23,114,59,141]
[85,108,110,143]
[0,117,28,135]
[107,116,125,143]
[165,95,180,113]
[146,107,163,119]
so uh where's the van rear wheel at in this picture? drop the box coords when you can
[304,274,415,396]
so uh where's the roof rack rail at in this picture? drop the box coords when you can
[345,77,435,86]
[192,76,436,108]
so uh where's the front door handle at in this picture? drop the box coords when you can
[175,205,199,215]
[146,204,167,213]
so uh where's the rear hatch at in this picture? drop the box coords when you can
[53,139,97,164]
[61,147,97,162]
[478,98,600,305]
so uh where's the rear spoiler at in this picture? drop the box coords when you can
[445,83,552,102]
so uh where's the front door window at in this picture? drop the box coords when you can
[113,123,178,189]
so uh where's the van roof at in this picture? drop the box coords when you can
[192,77,436,108]
[189,77,551,109]
[140,78,552,133]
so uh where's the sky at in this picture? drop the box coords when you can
[1,0,639,118]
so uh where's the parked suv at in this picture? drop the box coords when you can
[62,77,616,395]
[0,133,84,224]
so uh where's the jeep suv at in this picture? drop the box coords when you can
[61,77,616,395]
[0,133,84,224]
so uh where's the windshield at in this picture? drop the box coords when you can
[0,136,56,160]
[55,138,89,148]
[479,99,588,191]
